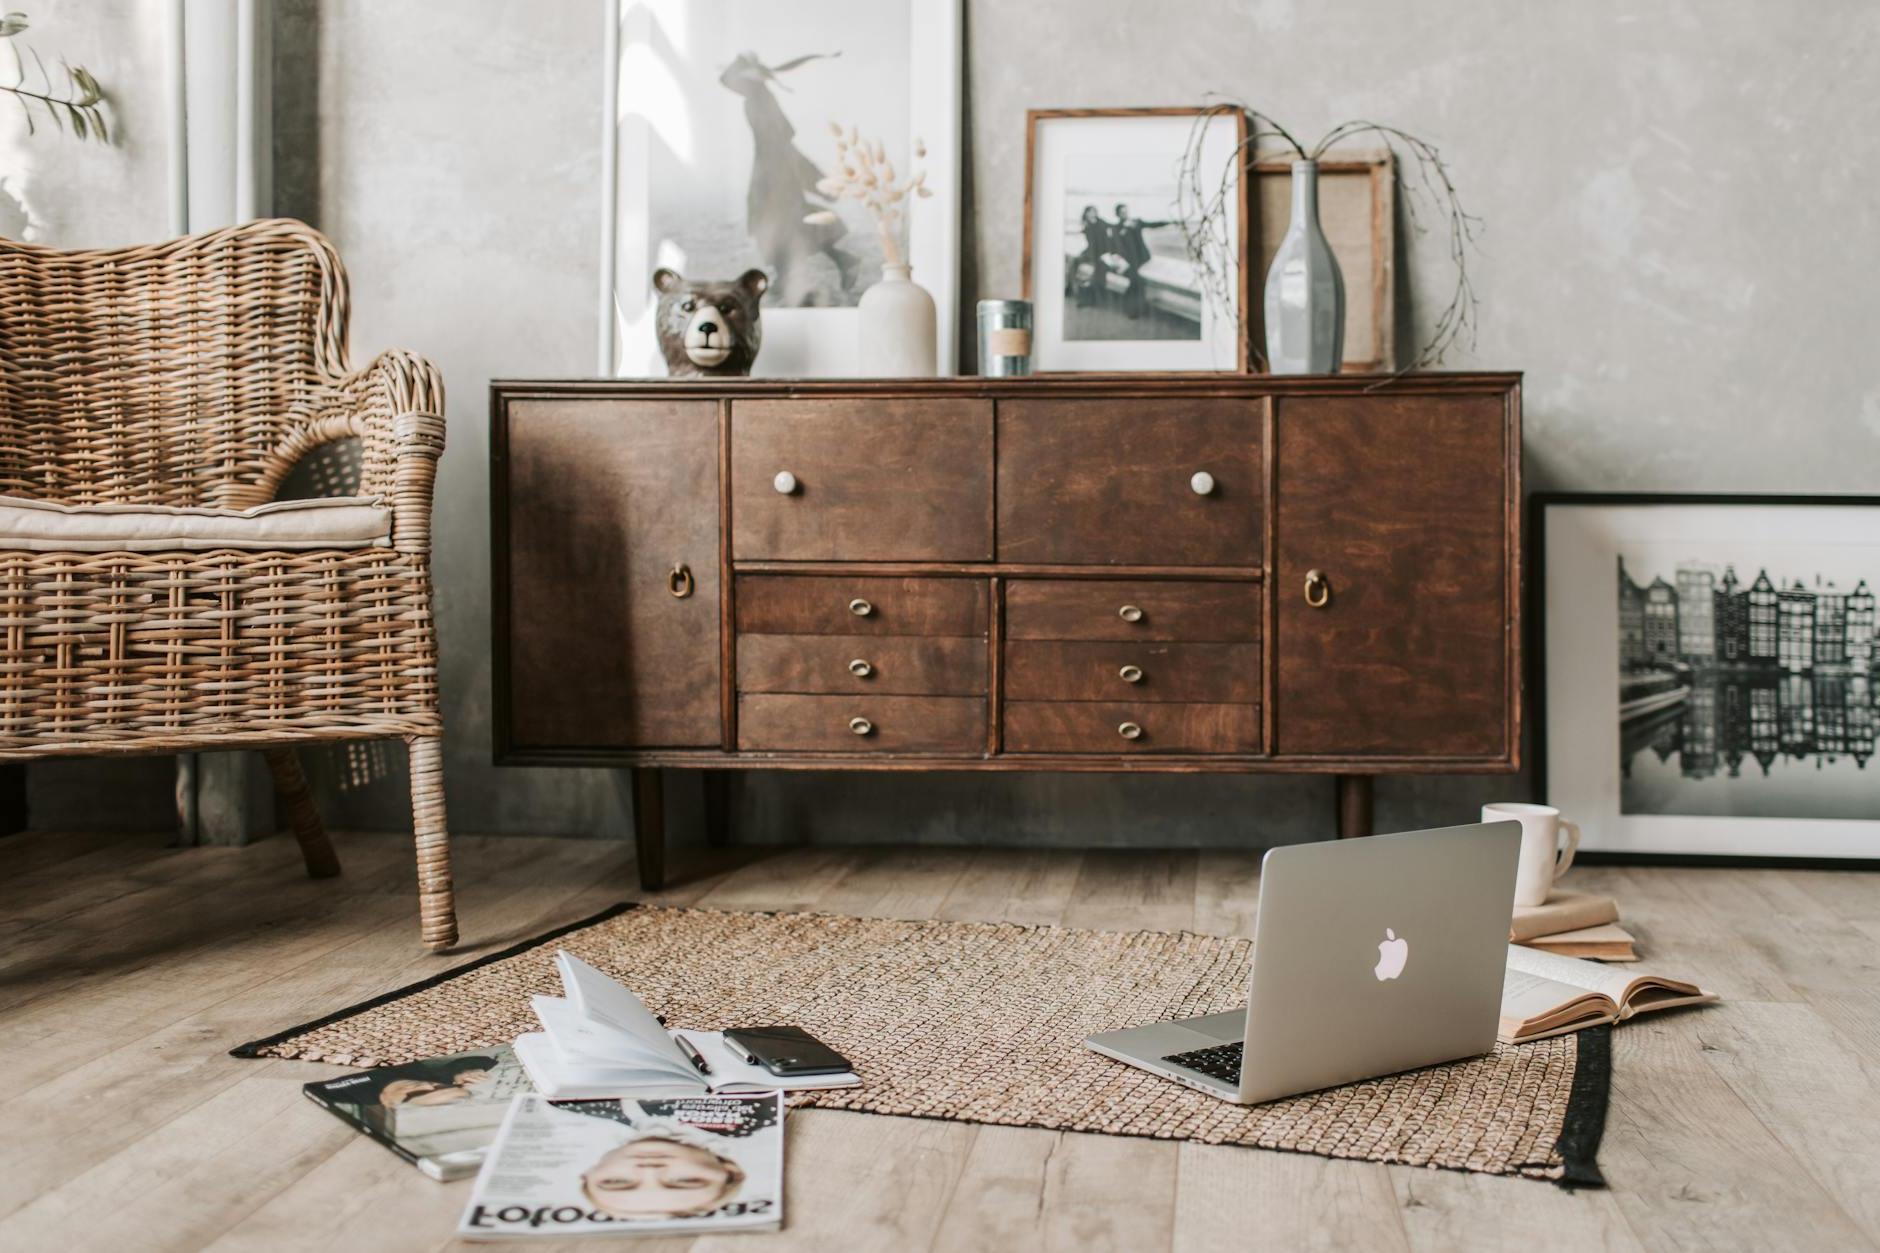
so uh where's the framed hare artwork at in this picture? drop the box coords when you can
[599,0,962,377]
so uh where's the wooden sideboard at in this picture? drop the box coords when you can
[491,374,1523,887]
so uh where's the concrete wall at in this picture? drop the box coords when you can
[13,1,1880,849]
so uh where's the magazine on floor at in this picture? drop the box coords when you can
[301,1045,532,1181]
[458,1092,784,1239]
[513,951,860,1099]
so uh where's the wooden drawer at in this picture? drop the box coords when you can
[731,398,993,561]
[738,694,987,753]
[1004,641,1258,704]
[997,398,1262,566]
[1004,579,1259,642]
[737,576,989,636]
[738,634,986,696]
[1003,701,1261,754]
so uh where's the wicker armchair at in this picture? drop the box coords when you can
[0,219,455,949]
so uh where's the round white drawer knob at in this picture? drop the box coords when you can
[1118,721,1144,741]
[849,658,873,678]
[849,716,874,736]
[1118,604,1144,624]
[1119,664,1144,684]
[773,470,799,495]
[848,597,874,617]
[1190,471,1215,496]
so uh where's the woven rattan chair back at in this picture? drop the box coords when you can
[0,219,456,949]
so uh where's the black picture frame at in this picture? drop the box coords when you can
[1530,491,1880,869]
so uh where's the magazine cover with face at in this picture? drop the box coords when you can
[302,1045,532,1181]
[458,1093,784,1239]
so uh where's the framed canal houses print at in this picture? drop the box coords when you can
[1536,495,1880,862]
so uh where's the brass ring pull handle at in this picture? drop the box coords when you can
[848,597,874,617]
[1118,664,1144,684]
[848,716,874,736]
[668,562,694,599]
[1118,604,1144,623]
[1117,721,1144,741]
[1303,569,1331,609]
[848,658,873,678]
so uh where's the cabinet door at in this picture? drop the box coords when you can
[501,398,721,749]
[1272,394,1512,759]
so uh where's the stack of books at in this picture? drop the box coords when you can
[1510,890,1637,961]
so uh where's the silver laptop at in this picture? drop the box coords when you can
[1086,821,1521,1104]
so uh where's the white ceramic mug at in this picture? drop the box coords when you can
[1483,802,1581,907]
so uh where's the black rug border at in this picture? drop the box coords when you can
[228,900,643,1058]
[228,899,1611,1188]
[1553,1023,1612,1188]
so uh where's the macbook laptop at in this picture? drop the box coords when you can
[1086,821,1521,1104]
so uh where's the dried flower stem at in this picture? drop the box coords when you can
[807,122,931,269]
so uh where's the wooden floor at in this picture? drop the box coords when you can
[1,831,1877,1252]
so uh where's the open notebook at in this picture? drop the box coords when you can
[513,952,861,1099]
[1499,944,1716,1045]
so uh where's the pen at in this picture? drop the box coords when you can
[675,1034,713,1077]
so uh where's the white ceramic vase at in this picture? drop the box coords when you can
[1262,160,1346,374]
[858,262,937,377]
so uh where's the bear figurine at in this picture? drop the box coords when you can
[653,267,768,378]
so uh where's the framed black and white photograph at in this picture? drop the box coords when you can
[1022,108,1246,372]
[1537,494,1880,861]
[601,0,961,377]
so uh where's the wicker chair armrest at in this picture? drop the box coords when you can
[258,350,446,554]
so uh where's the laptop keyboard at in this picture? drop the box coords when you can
[1162,1041,1244,1084]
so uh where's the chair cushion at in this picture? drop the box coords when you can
[0,494,393,552]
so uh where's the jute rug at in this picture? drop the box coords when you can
[235,904,1608,1185]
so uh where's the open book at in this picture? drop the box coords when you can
[1500,945,1715,1044]
[513,952,861,1099]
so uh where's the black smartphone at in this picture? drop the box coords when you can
[722,1026,852,1077]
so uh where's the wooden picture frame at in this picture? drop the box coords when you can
[1021,107,1249,372]
[1250,153,1396,374]
[1533,492,1880,866]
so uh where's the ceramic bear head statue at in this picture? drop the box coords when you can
[652,268,768,378]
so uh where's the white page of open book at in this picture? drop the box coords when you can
[1501,965,1608,1025]
[555,951,685,1061]
[1506,944,1653,1004]
[532,995,691,1074]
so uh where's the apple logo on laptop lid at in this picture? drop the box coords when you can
[1374,928,1409,981]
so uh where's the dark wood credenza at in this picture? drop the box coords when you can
[490,374,1523,887]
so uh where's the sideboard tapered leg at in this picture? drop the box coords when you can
[1336,774,1374,839]
[631,767,667,891]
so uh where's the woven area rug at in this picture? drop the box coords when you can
[235,903,1608,1185]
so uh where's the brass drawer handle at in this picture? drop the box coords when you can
[773,470,799,495]
[848,597,874,617]
[1118,721,1144,741]
[667,562,694,599]
[1118,604,1144,624]
[1118,664,1144,684]
[849,716,874,737]
[1304,569,1331,609]
[1190,470,1216,496]
[849,658,873,678]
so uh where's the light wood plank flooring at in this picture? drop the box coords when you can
[1,830,1876,1252]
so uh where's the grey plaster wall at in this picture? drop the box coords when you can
[14,2,1880,851]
